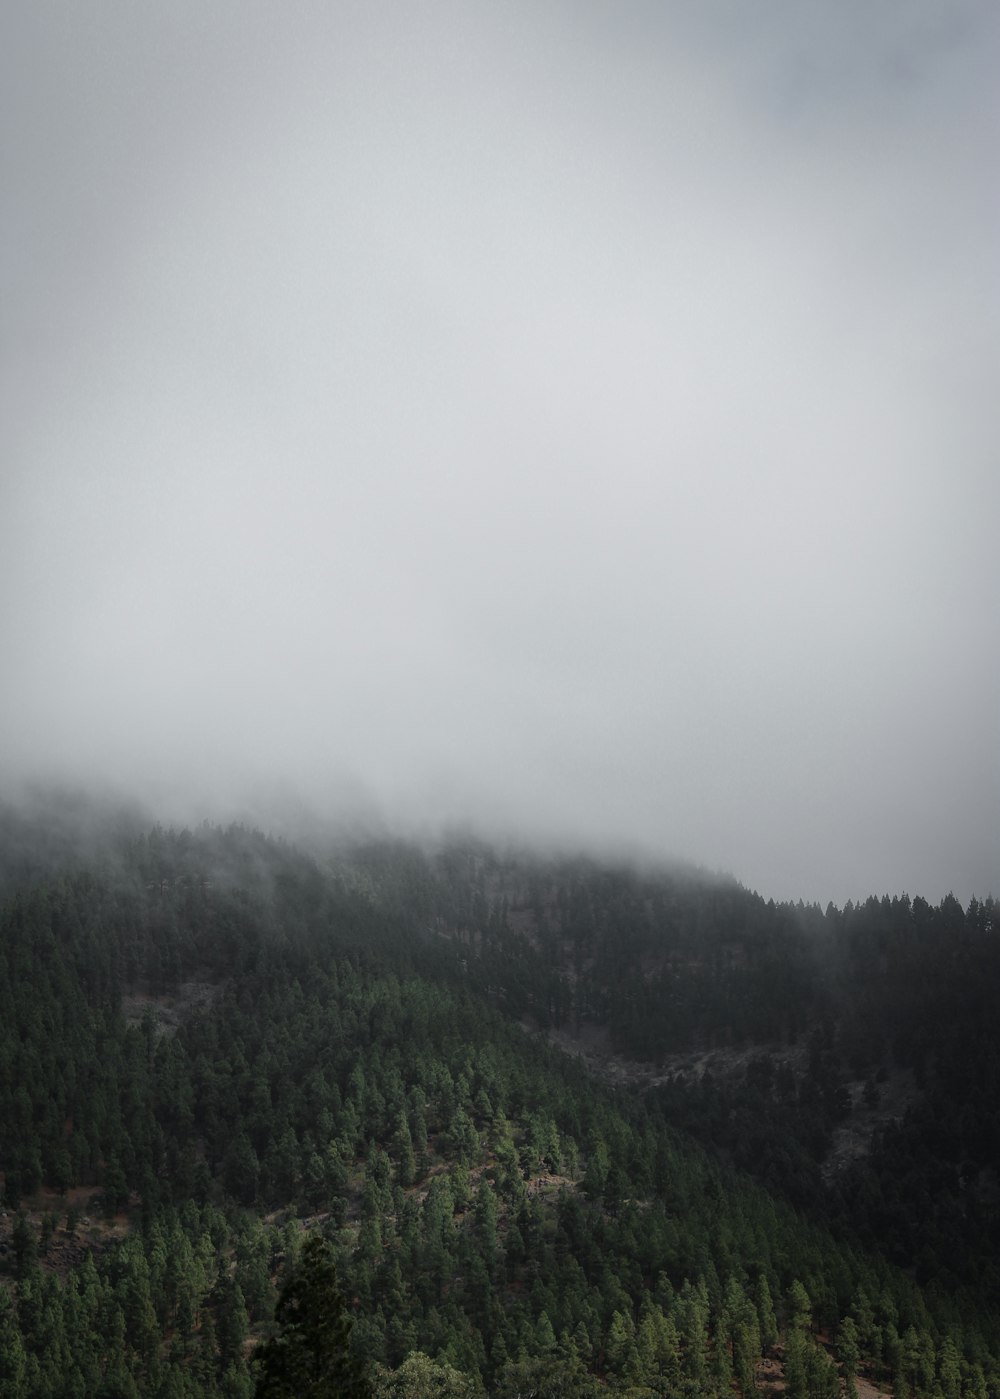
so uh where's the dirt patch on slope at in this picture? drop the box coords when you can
[121,978,222,1035]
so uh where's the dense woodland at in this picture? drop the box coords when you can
[0,799,997,1398]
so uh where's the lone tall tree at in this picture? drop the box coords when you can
[255,1234,369,1398]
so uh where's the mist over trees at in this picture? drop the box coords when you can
[0,805,996,1397]
[5,5,996,1392]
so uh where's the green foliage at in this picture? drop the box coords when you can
[372,1350,480,1399]
[0,814,997,1399]
[254,1234,368,1398]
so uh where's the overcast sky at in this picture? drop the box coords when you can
[3,1,998,906]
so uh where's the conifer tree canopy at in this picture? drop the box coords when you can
[254,1235,369,1399]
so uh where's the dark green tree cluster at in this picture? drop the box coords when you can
[354,844,1000,1312]
[0,812,997,1398]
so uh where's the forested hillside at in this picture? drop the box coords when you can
[356,842,1000,1310]
[0,807,996,1398]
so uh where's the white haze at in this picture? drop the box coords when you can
[2,1,998,906]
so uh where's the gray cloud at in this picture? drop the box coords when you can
[3,1,998,905]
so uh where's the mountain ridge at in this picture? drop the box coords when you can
[0,798,996,1397]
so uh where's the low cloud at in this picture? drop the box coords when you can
[2,1,997,905]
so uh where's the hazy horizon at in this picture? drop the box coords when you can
[3,2,998,908]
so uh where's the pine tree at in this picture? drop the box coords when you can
[838,1315,861,1399]
[0,1293,27,1399]
[254,1234,368,1398]
[754,1273,778,1354]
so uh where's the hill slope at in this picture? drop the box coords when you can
[0,808,995,1398]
